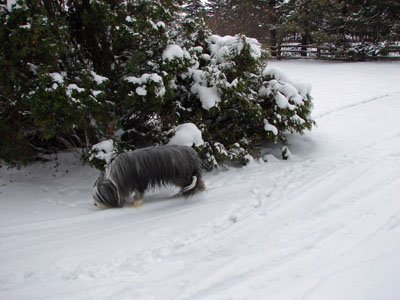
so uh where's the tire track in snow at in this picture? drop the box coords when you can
[2,62,400,299]
[61,130,400,290]
[315,90,400,119]
[170,128,400,300]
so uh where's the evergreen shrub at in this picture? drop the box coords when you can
[0,0,315,169]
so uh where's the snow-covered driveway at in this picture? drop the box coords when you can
[1,60,400,300]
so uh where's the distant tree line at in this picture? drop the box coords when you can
[184,0,400,59]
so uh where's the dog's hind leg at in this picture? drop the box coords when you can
[129,190,144,207]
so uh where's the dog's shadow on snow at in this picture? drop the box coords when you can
[91,183,207,212]
[126,186,204,209]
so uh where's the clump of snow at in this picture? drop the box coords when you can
[263,66,312,97]
[66,83,84,97]
[192,46,203,53]
[182,34,264,111]
[275,90,295,109]
[125,73,165,97]
[135,86,147,96]
[19,24,31,29]
[291,115,306,124]
[168,123,204,147]
[156,21,165,29]
[190,84,220,110]
[89,139,116,165]
[149,20,166,30]
[48,72,65,85]
[263,119,278,135]
[125,73,163,85]
[187,68,207,85]
[125,16,134,23]
[6,0,20,10]
[184,65,221,110]
[90,71,108,85]
[281,145,292,159]
[209,34,262,64]
[92,90,103,97]
[258,86,269,97]
[261,66,312,110]
[162,44,185,61]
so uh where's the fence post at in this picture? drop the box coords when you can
[277,43,281,60]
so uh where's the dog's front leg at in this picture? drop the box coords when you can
[129,190,144,207]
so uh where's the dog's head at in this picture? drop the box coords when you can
[93,172,119,208]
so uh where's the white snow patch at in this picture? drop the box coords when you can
[92,90,103,97]
[209,34,263,63]
[90,71,108,85]
[162,44,184,61]
[190,84,220,110]
[168,123,204,147]
[48,72,65,85]
[135,86,147,96]
[6,0,20,10]
[263,66,312,97]
[156,21,165,29]
[66,84,84,97]
[125,73,163,85]
[149,20,166,30]
[275,90,290,109]
[125,73,165,97]
[90,139,115,164]
[263,119,278,135]
[1,61,400,300]
[258,85,269,97]
[125,16,134,22]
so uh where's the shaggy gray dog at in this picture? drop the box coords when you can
[93,145,205,208]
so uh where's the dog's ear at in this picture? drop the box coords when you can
[97,180,119,207]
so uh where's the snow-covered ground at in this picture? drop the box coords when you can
[1,60,400,300]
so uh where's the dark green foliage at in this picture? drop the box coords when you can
[1,0,315,169]
[0,0,112,165]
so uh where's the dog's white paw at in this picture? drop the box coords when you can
[128,199,143,208]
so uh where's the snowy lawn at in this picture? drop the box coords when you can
[1,60,400,300]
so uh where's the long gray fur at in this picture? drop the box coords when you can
[93,145,205,208]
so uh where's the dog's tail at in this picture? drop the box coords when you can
[181,170,205,197]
